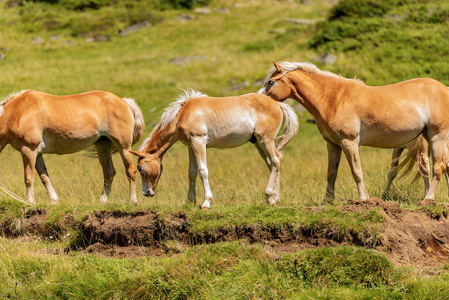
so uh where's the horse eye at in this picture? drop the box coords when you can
[268,80,275,85]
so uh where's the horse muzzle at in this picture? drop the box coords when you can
[143,189,155,197]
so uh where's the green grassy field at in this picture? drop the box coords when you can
[1,0,449,298]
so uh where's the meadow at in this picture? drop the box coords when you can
[1,0,449,298]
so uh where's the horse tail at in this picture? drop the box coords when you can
[123,97,145,145]
[276,102,299,152]
[396,135,429,183]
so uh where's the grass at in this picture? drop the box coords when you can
[1,0,449,298]
[1,239,449,299]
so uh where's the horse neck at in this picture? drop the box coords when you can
[142,123,178,159]
[288,71,342,119]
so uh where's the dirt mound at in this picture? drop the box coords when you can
[343,198,449,267]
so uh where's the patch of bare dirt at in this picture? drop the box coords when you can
[343,198,449,267]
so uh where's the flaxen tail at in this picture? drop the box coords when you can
[123,97,145,145]
[276,102,299,152]
[395,135,430,183]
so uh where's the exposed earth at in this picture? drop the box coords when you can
[5,198,449,268]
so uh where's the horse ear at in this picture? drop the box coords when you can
[272,61,284,73]
[129,150,145,158]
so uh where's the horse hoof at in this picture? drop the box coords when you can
[321,199,334,206]
[201,206,210,210]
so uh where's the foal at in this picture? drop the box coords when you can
[130,89,298,209]
[0,90,144,204]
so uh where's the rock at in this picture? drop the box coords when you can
[169,55,206,66]
[285,18,317,25]
[0,52,5,60]
[268,29,285,34]
[85,35,111,43]
[217,7,230,13]
[312,53,337,65]
[178,14,195,23]
[194,7,211,15]
[32,37,44,45]
[118,21,152,36]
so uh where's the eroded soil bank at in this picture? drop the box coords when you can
[4,198,449,267]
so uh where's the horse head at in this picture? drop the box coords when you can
[130,150,163,197]
[258,61,292,101]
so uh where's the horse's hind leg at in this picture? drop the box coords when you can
[94,140,116,203]
[20,147,37,205]
[187,147,198,204]
[35,155,58,204]
[254,142,280,204]
[256,137,282,206]
[422,132,447,203]
[382,147,404,199]
[325,142,342,204]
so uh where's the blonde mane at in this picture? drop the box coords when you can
[263,61,363,84]
[0,90,28,116]
[139,89,208,151]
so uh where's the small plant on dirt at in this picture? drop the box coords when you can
[419,205,449,220]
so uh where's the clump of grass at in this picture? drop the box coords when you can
[419,205,449,220]
[277,246,400,288]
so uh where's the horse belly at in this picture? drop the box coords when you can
[359,128,422,148]
[41,132,100,154]
[206,123,254,148]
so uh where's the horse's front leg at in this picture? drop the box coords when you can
[35,155,59,204]
[187,147,198,204]
[190,137,213,209]
[382,147,404,199]
[20,147,37,205]
[341,139,369,201]
[324,142,342,204]
[119,148,138,204]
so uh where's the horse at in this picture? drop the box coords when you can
[259,61,449,204]
[0,90,144,204]
[382,136,449,199]
[130,89,298,209]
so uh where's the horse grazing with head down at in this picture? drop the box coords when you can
[259,61,449,204]
[130,89,298,209]
[0,90,144,204]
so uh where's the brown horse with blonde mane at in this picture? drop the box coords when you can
[259,61,449,204]
[0,90,144,204]
[130,89,298,209]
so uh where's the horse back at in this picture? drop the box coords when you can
[1,90,134,150]
[176,93,282,147]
